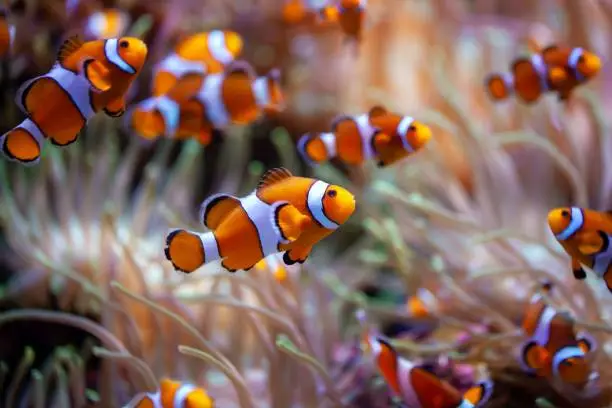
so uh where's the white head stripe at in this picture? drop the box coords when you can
[552,346,585,377]
[532,305,555,345]
[174,384,197,408]
[199,74,230,128]
[458,400,475,408]
[354,114,377,160]
[253,77,270,108]
[156,53,207,77]
[569,47,585,80]
[240,194,283,257]
[307,180,338,230]
[556,207,584,241]
[208,30,234,64]
[530,54,548,91]
[124,391,163,408]
[200,232,220,262]
[104,39,135,74]
[396,116,415,153]
[46,66,95,120]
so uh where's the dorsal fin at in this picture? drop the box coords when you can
[58,34,85,64]
[368,105,387,119]
[257,167,293,191]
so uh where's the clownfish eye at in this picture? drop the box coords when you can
[327,189,337,198]
[561,210,570,217]
[119,40,129,48]
[561,359,574,367]
[408,125,416,132]
[578,55,585,64]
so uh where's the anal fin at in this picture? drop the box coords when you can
[199,193,240,230]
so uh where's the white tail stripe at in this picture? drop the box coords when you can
[208,30,234,64]
[197,74,231,128]
[200,232,221,262]
[320,132,336,158]
[105,38,135,74]
[156,53,207,77]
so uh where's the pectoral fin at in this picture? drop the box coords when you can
[104,97,126,117]
[271,201,311,245]
[81,59,112,92]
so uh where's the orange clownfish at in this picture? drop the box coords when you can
[519,282,597,388]
[152,30,243,97]
[254,254,290,282]
[406,288,439,319]
[298,106,430,167]
[129,95,212,145]
[548,207,612,292]
[361,335,493,408]
[486,46,601,103]
[164,62,284,128]
[164,167,355,273]
[124,378,214,408]
[85,8,130,39]
[336,0,366,43]
[0,35,147,165]
[282,0,339,25]
[0,8,15,57]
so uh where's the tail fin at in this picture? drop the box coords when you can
[164,229,220,274]
[297,132,335,166]
[463,379,494,408]
[485,73,514,101]
[0,118,45,165]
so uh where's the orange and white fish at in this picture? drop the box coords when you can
[128,95,212,145]
[254,254,290,282]
[164,167,355,272]
[361,334,493,408]
[486,46,601,103]
[167,63,284,127]
[406,288,439,319]
[124,378,214,408]
[85,8,130,39]
[282,0,339,25]
[152,30,243,96]
[519,282,597,388]
[0,8,15,57]
[548,207,612,291]
[336,0,366,43]
[0,35,147,165]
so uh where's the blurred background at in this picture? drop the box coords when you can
[1,0,612,407]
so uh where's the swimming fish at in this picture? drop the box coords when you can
[162,63,285,129]
[406,288,439,319]
[519,281,597,388]
[129,95,212,145]
[254,254,290,282]
[282,0,339,25]
[367,105,432,167]
[486,46,601,103]
[164,167,355,273]
[361,334,493,408]
[336,0,366,43]
[124,378,214,408]
[0,35,147,165]
[548,207,612,292]
[85,8,130,39]
[152,30,243,96]
[0,7,15,57]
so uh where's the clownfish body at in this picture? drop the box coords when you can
[548,207,612,292]
[85,9,130,39]
[129,96,212,145]
[519,282,597,388]
[336,0,366,43]
[168,63,284,128]
[164,167,355,273]
[152,30,243,96]
[282,0,339,25]
[486,46,601,103]
[124,378,214,408]
[0,8,15,57]
[254,253,290,282]
[406,288,439,319]
[298,106,430,167]
[0,35,147,165]
[361,335,493,408]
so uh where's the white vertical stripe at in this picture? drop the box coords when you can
[240,193,283,257]
[307,180,338,230]
[568,48,585,81]
[354,114,376,160]
[200,232,220,262]
[174,384,197,408]
[396,116,415,153]
[156,53,207,77]
[207,31,234,64]
[532,306,555,346]
[105,39,135,74]
[320,132,336,158]
[556,207,584,241]
[197,75,231,128]
[252,77,269,108]
[592,234,612,278]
